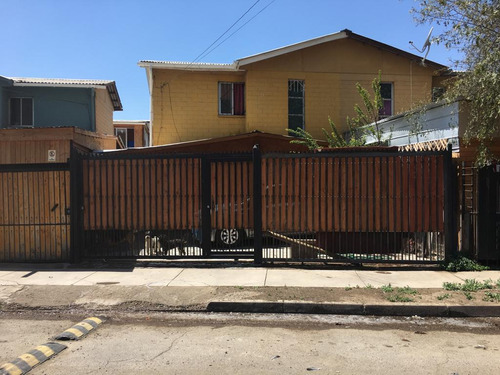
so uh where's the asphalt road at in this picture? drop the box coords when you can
[1,311,500,374]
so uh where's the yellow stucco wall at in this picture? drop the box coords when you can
[152,69,246,145]
[151,37,442,144]
[242,38,437,139]
[95,88,114,135]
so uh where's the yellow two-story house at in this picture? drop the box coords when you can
[139,29,448,146]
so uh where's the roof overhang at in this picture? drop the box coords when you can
[138,60,240,72]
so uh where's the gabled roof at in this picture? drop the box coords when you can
[236,29,447,69]
[1,76,123,110]
[139,29,448,72]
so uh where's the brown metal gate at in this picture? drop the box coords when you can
[70,146,456,264]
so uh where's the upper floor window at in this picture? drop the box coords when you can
[10,97,33,126]
[379,83,393,118]
[115,128,135,148]
[219,82,245,116]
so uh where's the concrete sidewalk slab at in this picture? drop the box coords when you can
[453,271,500,282]
[265,269,362,287]
[168,268,267,286]
[72,268,183,286]
[0,270,96,286]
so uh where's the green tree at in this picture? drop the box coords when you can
[289,72,386,150]
[412,0,500,163]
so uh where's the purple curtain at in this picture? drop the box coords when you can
[233,83,245,115]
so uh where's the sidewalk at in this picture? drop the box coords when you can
[1,263,500,317]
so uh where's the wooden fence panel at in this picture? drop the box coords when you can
[82,157,202,231]
[0,166,70,262]
[261,154,445,233]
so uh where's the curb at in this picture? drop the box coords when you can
[206,301,500,317]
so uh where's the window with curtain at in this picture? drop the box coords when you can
[219,82,245,115]
[379,83,393,118]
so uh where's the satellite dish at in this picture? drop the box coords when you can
[409,27,433,65]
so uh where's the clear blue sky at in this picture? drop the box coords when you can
[1,0,459,121]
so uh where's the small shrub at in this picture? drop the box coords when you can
[365,284,374,289]
[345,286,353,291]
[443,256,489,272]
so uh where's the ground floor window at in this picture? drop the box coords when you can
[9,97,33,126]
[219,82,245,115]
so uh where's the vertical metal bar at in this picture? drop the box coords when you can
[201,156,212,257]
[253,145,263,264]
[444,146,457,259]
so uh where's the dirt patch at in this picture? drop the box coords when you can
[216,286,500,306]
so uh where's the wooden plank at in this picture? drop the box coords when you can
[175,159,182,230]
[125,159,134,230]
[135,159,143,229]
[155,159,162,230]
[180,158,188,229]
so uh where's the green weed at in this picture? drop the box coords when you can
[387,294,414,303]
[483,291,500,302]
[437,293,451,301]
[463,291,474,300]
[381,284,394,293]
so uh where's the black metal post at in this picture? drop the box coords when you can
[69,143,83,263]
[253,144,263,264]
[201,156,212,257]
[444,144,458,260]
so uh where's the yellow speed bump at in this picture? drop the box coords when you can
[0,342,67,375]
[54,317,104,341]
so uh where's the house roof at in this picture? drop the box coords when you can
[100,131,327,155]
[1,76,123,110]
[137,61,239,71]
[139,29,448,72]
[236,29,446,70]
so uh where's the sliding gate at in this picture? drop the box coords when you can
[73,150,254,260]
[72,147,455,264]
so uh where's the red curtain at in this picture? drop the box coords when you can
[233,83,245,115]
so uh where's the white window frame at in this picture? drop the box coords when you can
[9,97,34,127]
[115,128,128,148]
[218,82,244,116]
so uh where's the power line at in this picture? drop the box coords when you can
[191,0,262,64]
[196,0,277,62]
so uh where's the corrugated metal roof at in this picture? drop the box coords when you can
[4,76,123,111]
[7,77,115,85]
[138,60,239,71]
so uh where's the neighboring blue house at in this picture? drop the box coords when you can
[0,76,123,163]
[0,76,122,134]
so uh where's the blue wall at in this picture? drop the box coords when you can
[0,85,95,131]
